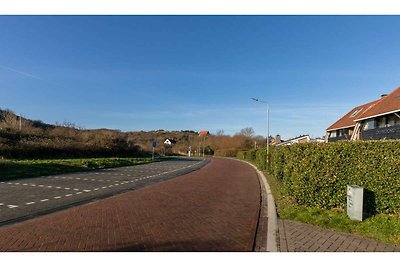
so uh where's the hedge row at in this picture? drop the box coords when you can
[238,141,400,214]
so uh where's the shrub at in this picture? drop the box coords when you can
[240,141,400,214]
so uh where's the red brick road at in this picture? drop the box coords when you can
[0,158,261,251]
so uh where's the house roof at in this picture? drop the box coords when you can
[198,131,209,136]
[326,99,379,131]
[275,135,310,146]
[327,86,400,131]
[354,86,400,121]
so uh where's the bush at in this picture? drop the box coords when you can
[239,141,400,214]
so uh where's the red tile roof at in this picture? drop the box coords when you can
[198,131,209,136]
[327,86,400,131]
[355,86,400,121]
[326,100,379,131]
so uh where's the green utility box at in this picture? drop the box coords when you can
[347,185,364,221]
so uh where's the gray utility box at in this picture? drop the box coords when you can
[347,185,364,221]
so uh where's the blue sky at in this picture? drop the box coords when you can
[1,16,400,139]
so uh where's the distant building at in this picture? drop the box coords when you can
[326,86,400,142]
[164,138,176,145]
[271,134,282,145]
[198,130,210,137]
[275,135,310,146]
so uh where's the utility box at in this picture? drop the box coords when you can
[347,185,364,221]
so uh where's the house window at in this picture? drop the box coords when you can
[378,117,387,128]
[329,131,336,138]
[363,119,376,130]
[387,115,396,127]
[390,113,400,126]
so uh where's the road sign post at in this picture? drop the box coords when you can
[152,141,157,160]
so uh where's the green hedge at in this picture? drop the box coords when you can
[238,141,400,214]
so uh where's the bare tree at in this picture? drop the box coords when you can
[215,129,225,136]
[239,127,255,137]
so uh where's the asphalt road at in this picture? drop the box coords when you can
[0,157,208,226]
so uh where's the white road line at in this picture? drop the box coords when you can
[65,187,70,190]
[38,185,44,187]
[76,192,82,195]
[102,186,107,189]
[26,202,35,205]
[0,203,3,206]
[7,205,18,209]
[114,183,119,186]
[73,188,79,191]
[23,183,28,186]
[40,199,49,202]
[83,190,91,192]
[56,186,62,189]
[94,188,99,191]
[30,184,36,187]
[53,196,61,199]
[65,194,73,197]
[76,178,81,180]
[15,183,20,185]
[47,186,53,188]
[108,185,113,187]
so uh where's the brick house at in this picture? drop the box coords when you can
[326,86,400,142]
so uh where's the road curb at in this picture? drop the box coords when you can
[238,160,279,252]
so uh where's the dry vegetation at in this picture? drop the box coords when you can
[0,108,267,159]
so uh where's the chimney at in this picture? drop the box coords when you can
[381,94,388,98]
[275,134,281,144]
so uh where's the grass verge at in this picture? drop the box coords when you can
[0,157,155,181]
[262,170,400,246]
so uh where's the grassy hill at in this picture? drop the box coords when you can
[0,108,202,159]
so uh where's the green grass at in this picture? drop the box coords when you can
[262,170,400,246]
[0,157,155,181]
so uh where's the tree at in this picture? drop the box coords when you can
[215,129,225,136]
[239,127,255,137]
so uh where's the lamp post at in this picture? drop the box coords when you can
[251,98,269,163]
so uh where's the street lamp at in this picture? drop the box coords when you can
[251,98,269,164]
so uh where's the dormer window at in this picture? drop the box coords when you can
[350,108,363,118]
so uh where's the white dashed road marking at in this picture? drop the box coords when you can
[40,199,49,202]
[26,202,35,205]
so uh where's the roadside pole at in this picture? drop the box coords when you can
[152,141,157,160]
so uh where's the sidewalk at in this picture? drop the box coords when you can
[278,219,400,252]
[0,158,261,251]
[250,161,400,252]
